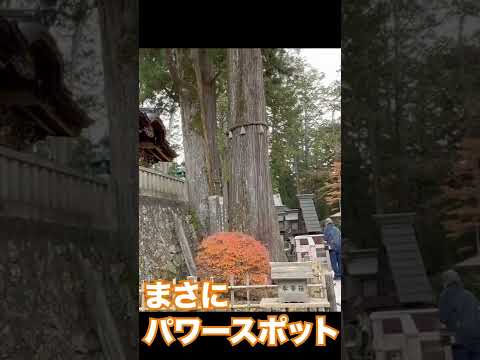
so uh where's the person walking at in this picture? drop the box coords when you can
[439,270,480,360]
[324,218,342,280]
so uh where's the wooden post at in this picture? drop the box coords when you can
[265,274,270,299]
[230,275,235,308]
[140,282,145,311]
[172,278,177,311]
[77,253,127,360]
[174,214,197,276]
[246,273,250,311]
[325,273,338,312]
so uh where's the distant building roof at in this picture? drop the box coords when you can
[139,111,177,164]
[297,194,322,233]
[285,209,299,221]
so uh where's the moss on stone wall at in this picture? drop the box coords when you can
[139,196,198,283]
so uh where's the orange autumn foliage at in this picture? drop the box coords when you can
[324,160,341,209]
[195,232,270,284]
[440,136,480,239]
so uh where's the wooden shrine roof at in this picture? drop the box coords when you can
[0,17,93,150]
[139,111,177,164]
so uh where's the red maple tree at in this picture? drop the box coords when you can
[195,232,271,284]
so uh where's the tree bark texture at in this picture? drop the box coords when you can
[191,48,222,196]
[179,91,210,237]
[227,48,286,261]
[97,0,138,268]
[167,49,210,236]
[97,0,138,358]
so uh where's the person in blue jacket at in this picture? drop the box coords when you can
[439,270,480,360]
[324,218,342,280]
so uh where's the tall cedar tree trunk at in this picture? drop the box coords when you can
[191,48,222,196]
[227,48,286,261]
[457,0,480,241]
[391,0,409,211]
[166,49,210,236]
[97,0,138,358]
[98,0,138,277]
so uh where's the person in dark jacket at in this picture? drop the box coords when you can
[439,270,480,360]
[324,218,342,280]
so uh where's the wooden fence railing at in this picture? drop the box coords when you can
[0,145,112,229]
[139,166,187,201]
